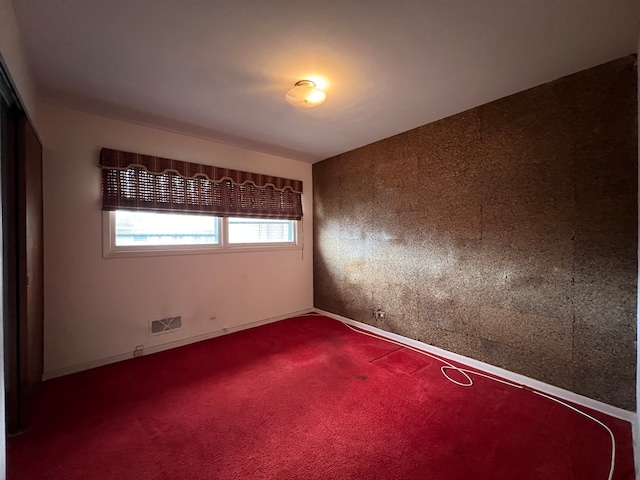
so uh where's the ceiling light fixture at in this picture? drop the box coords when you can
[285,80,326,108]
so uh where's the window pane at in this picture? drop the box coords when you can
[227,218,294,244]
[115,210,219,246]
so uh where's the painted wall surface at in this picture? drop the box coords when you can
[0,0,38,128]
[40,102,313,376]
[314,56,638,410]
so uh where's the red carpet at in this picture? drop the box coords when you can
[8,314,635,479]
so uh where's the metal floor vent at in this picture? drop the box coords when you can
[150,315,182,335]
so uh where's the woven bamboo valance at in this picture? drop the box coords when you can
[99,148,303,193]
[99,148,303,220]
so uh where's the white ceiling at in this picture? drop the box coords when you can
[10,0,640,163]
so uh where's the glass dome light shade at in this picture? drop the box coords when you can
[285,80,326,108]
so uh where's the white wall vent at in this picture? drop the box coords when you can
[150,315,183,336]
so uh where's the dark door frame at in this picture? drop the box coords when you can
[0,58,44,437]
[1,60,21,436]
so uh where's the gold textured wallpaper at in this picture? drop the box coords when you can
[313,55,638,410]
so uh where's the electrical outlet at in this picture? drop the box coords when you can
[133,345,144,358]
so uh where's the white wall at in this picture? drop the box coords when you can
[40,102,313,376]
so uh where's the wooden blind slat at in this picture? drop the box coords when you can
[100,149,303,220]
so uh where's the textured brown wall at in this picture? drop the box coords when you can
[313,56,638,410]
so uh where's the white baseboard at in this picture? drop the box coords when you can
[42,309,312,381]
[312,308,637,424]
[633,417,640,479]
[44,306,636,425]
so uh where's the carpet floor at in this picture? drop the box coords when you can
[8,314,635,479]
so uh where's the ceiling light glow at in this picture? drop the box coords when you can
[285,80,326,108]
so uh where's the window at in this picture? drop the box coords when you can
[115,210,219,247]
[104,210,300,257]
[99,148,303,257]
[227,218,294,244]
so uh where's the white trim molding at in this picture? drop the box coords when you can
[313,308,636,423]
[42,309,312,380]
[44,306,637,425]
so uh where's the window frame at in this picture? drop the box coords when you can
[102,211,302,258]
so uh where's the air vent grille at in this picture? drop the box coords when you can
[150,315,182,335]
